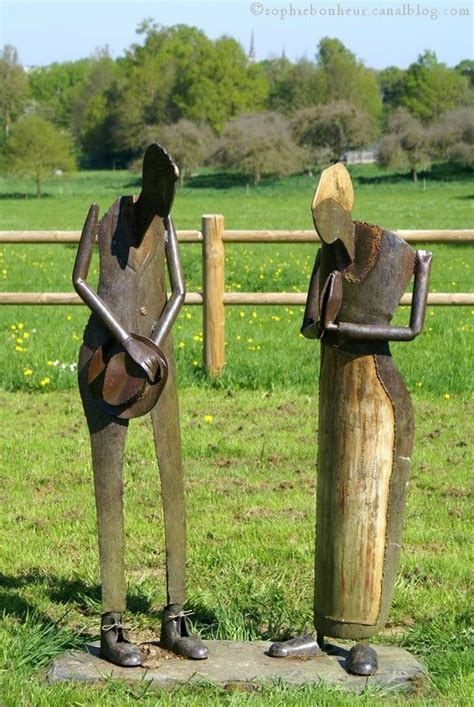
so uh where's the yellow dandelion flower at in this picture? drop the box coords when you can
[66,315,72,321]
[239,311,245,318]
[185,313,192,319]
[203,415,214,423]
[47,360,54,366]
[18,323,24,329]
[10,324,16,330]
[23,332,29,338]
[178,341,185,348]
[15,346,26,352]
[443,393,450,400]
[16,338,23,345]
[193,335,200,341]
[23,368,33,377]
[192,360,198,366]
[40,377,50,386]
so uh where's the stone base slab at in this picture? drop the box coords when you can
[47,640,425,694]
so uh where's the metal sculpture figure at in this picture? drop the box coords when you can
[73,144,208,667]
[269,164,432,675]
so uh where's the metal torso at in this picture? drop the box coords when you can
[83,196,167,353]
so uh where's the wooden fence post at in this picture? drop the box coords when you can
[202,214,225,377]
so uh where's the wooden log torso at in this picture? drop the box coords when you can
[315,222,416,640]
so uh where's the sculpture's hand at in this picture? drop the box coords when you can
[121,336,164,383]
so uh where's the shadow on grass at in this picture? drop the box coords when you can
[0,192,53,200]
[0,571,217,631]
[185,172,254,190]
[356,162,474,185]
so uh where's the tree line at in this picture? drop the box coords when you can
[1,22,473,194]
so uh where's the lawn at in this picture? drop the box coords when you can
[0,165,473,704]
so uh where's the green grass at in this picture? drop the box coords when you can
[0,164,473,396]
[0,164,473,703]
[0,388,472,704]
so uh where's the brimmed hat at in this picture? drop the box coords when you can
[87,334,168,419]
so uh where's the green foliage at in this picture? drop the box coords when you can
[430,107,474,168]
[401,50,472,123]
[69,52,120,168]
[28,58,93,129]
[378,108,431,180]
[213,113,306,184]
[316,38,383,123]
[263,57,327,114]
[292,101,379,163]
[106,23,268,165]
[6,115,76,196]
[0,45,28,138]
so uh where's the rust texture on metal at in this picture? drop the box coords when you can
[309,163,432,655]
[72,144,207,667]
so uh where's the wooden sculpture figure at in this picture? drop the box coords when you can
[269,164,432,675]
[73,144,208,667]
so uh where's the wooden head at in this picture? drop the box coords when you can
[312,163,355,261]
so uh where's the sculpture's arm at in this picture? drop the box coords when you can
[72,204,161,381]
[151,216,186,348]
[324,250,433,342]
[300,249,321,339]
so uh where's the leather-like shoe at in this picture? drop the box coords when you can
[346,643,378,675]
[160,604,208,660]
[268,634,321,658]
[100,612,142,667]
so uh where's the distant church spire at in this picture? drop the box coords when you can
[248,31,256,63]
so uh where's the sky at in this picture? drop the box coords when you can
[0,0,472,70]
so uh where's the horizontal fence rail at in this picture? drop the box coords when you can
[1,220,473,376]
[0,292,471,307]
[0,229,473,244]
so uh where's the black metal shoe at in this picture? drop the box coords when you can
[268,634,321,658]
[160,604,208,660]
[100,612,142,667]
[346,642,378,675]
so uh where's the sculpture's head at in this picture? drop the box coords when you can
[138,143,180,219]
[312,163,355,262]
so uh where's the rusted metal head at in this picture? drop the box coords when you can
[87,334,168,419]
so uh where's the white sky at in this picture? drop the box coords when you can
[0,0,472,69]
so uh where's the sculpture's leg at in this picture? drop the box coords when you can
[150,339,207,660]
[79,345,141,667]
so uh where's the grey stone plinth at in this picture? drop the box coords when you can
[47,640,425,694]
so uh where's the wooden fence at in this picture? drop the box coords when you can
[1,218,473,376]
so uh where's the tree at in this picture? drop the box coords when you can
[401,51,471,123]
[378,66,406,109]
[377,108,431,181]
[106,23,269,165]
[7,115,76,196]
[212,112,306,184]
[70,52,120,167]
[0,45,28,138]
[28,59,93,129]
[262,57,326,114]
[292,101,379,163]
[430,107,474,167]
[316,38,383,123]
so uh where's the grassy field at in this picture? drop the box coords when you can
[0,165,473,704]
[0,164,473,396]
